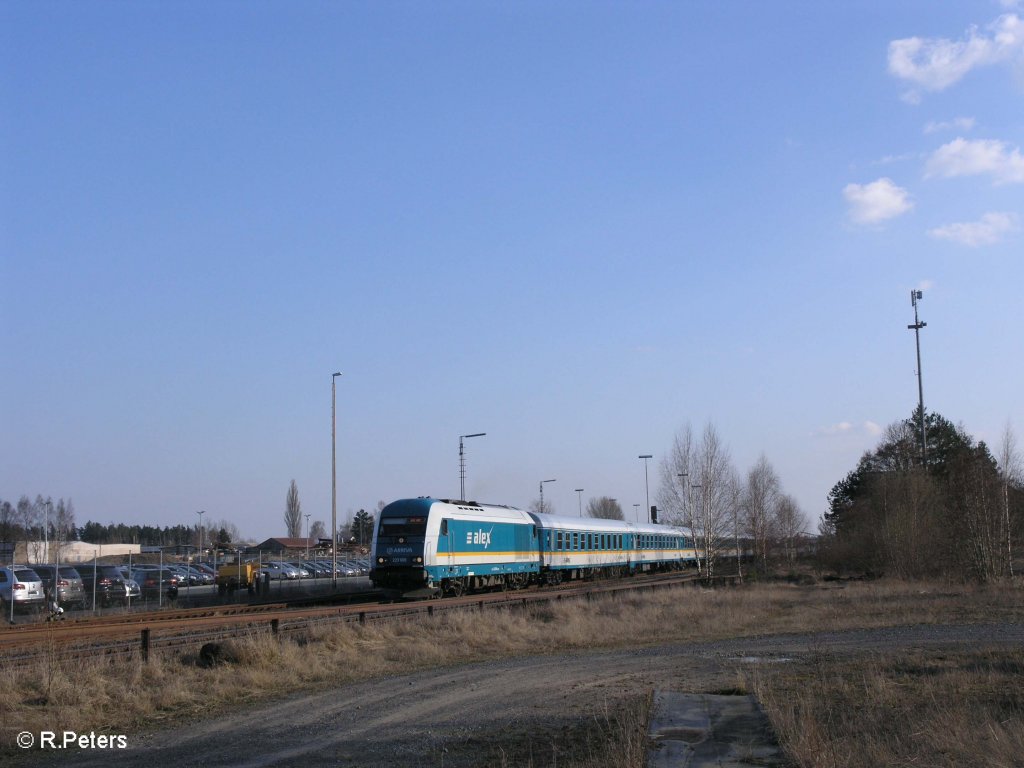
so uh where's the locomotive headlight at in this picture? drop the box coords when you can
[377,557,385,564]
[414,556,423,563]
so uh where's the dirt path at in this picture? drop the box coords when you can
[13,623,1024,768]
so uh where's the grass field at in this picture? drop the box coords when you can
[2,577,1022,766]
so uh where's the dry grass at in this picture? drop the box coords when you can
[752,647,1024,768]
[1,579,1022,765]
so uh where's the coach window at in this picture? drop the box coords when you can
[572,532,578,550]
[440,519,448,536]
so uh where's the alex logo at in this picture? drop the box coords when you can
[466,528,493,549]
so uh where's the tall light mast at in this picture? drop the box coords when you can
[908,290,927,465]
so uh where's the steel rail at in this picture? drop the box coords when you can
[0,570,722,662]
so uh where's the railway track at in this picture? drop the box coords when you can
[0,570,713,661]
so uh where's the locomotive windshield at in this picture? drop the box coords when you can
[378,516,427,538]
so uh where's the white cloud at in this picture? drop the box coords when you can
[923,116,976,134]
[888,14,1024,99]
[928,211,1019,247]
[815,421,883,438]
[925,137,1024,184]
[843,178,914,224]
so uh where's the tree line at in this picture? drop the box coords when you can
[820,408,1023,582]
[0,495,239,552]
[656,423,807,579]
[525,422,810,578]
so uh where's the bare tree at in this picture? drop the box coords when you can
[586,497,624,520]
[0,500,14,562]
[206,518,242,548]
[528,498,555,515]
[775,493,806,565]
[309,520,327,541]
[742,454,781,573]
[284,480,302,538]
[692,424,737,580]
[21,496,44,562]
[657,424,702,574]
[998,421,1021,578]
[53,498,76,560]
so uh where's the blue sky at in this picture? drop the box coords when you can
[3,2,1022,541]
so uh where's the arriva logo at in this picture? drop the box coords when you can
[466,528,493,549]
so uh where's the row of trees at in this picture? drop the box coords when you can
[0,495,77,559]
[284,480,375,547]
[656,423,807,578]
[0,494,241,552]
[820,409,1022,582]
[525,423,808,577]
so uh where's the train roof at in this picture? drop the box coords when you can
[528,512,691,537]
[380,499,692,536]
[381,498,534,524]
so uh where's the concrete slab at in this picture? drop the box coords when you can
[647,691,788,767]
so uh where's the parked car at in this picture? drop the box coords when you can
[78,564,130,607]
[287,562,311,578]
[341,560,365,576]
[188,565,215,585]
[316,559,354,577]
[301,561,329,578]
[129,567,179,600]
[0,565,45,613]
[260,561,302,580]
[167,564,204,586]
[115,567,143,602]
[31,564,87,609]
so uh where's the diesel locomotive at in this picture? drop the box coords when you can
[369,497,698,598]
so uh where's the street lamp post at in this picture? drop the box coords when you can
[691,483,703,577]
[539,479,556,514]
[304,514,311,560]
[459,433,486,501]
[332,371,342,588]
[196,510,205,562]
[574,488,584,517]
[908,290,927,466]
[639,455,653,523]
[633,503,641,522]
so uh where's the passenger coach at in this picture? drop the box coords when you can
[369,497,697,598]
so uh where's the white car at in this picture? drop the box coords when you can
[260,561,302,580]
[0,566,45,613]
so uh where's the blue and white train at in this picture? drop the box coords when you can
[369,497,699,597]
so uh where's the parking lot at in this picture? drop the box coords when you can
[1,558,374,624]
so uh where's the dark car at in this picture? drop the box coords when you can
[78,564,131,607]
[130,567,179,601]
[31,564,86,609]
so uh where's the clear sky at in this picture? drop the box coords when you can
[3,2,1022,542]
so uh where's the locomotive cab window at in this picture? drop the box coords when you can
[381,516,429,538]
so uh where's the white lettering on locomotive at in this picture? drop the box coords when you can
[465,528,493,549]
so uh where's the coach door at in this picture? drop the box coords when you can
[440,519,455,575]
